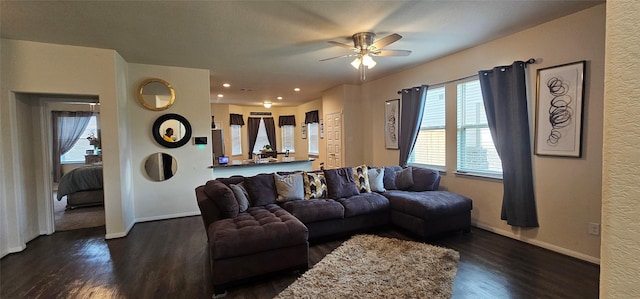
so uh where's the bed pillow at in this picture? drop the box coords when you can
[367,167,386,192]
[324,167,360,199]
[303,171,328,199]
[229,183,250,212]
[273,172,305,202]
[352,164,371,193]
[243,173,277,206]
[395,167,414,190]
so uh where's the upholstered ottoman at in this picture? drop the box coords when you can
[385,190,473,238]
[207,204,309,295]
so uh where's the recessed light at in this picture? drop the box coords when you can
[222,83,230,88]
[294,88,300,92]
[217,94,224,98]
[277,96,283,100]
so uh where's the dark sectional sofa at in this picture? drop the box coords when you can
[195,165,472,295]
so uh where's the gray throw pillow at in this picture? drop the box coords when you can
[324,167,360,199]
[395,167,414,190]
[229,183,250,212]
[367,167,386,192]
[273,172,305,202]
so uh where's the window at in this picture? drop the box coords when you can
[408,86,446,168]
[252,118,271,153]
[456,79,502,176]
[231,125,242,156]
[308,123,319,155]
[281,125,295,153]
[61,115,98,163]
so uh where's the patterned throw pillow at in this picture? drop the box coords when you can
[352,164,371,193]
[302,171,327,200]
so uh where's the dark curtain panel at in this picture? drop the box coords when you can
[398,85,428,167]
[51,111,94,182]
[278,115,296,127]
[263,117,277,152]
[304,110,319,124]
[479,61,538,227]
[229,114,245,126]
[247,117,261,159]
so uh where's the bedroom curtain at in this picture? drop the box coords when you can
[247,117,261,159]
[278,115,296,127]
[263,117,277,153]
[52,111,94,182]
[398,85,428,167]
[479,61,538,227]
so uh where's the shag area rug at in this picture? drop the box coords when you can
[276,234,459,299]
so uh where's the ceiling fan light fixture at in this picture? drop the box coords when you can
[351,57,361,69]
[362,54,377,69]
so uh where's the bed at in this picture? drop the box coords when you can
[57,165,104,209]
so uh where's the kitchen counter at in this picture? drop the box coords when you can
[210,157,314,179]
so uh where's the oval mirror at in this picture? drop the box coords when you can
[144,152,178,181]
[152,113,192,148]
[137,78,175,111]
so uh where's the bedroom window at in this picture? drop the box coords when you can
[231,125,242,156]
[408,85,446,169]
[61,115,99,164]
[456,78,502,177]
[281,125,295,153]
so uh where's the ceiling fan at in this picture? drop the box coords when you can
[321,32,411,80]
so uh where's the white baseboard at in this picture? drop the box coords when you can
[105,218,136,239]
[473,222,600,265]
[135,211,201,223]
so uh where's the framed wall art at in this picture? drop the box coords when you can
[535,60,586,157]
[385,99,400,149]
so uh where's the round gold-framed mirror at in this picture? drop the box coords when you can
[137,78,175,111]
[144,152,178,181]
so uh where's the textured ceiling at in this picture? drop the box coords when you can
[1,0,603,107]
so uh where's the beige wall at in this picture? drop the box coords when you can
[601,0,640,297]
[129,63,212,222]
[362,5,605,262]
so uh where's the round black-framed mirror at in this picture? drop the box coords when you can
[137,78,175,111]
[144,152,178,181]
[152,113,192,148]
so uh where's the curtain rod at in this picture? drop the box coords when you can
[397,58,536,94]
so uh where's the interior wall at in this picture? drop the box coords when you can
[601,0,640,297]
[362,4,605,262]
[0,39,129,255]
[128,63,212,222]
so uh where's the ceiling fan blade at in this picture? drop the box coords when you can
[371,33,402,50]
[372,49,412,57]
[327,40,356,50]
[319,54,355,61]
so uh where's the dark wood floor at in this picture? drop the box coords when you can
[0,216,599,299]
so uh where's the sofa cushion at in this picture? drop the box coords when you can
[244,173,278,206]
[410,167,441,191]
[384,190,472,220]
[367,167,386,192]
[203,180,239,219]
[280,199,345,223]
[273,172,305,202]
[229,183,250,212]
[208,204,308,259]
[352,164,371,193]
[217,175,245,186]
[335,192,390,217]
[324,167,359,199]
[395,167,414,190]
[383,166,402,190]
[302,171,327,199]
